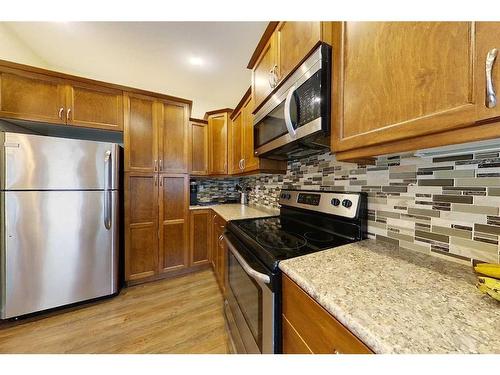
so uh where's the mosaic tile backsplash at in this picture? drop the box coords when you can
[193,178,240,203]
[192,148,500,265]
[244,150,500,265]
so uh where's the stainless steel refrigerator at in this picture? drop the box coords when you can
[0,132,119,319]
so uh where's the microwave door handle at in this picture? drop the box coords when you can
[224,236,271,284]
[284,84,297,138]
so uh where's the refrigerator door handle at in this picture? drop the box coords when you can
[104,150,112,230]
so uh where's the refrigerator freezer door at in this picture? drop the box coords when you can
[1,190,119,319]
[1,132,119,190]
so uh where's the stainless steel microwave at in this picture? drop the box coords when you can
[253,43,331,160]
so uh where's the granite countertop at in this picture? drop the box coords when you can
[189,203,279,222]
[279,239,500,354]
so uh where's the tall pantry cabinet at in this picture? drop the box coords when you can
[124,92,191,284]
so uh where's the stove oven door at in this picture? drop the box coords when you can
[223,232,275,354]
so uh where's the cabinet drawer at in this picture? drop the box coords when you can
[282,274,372,354]
[282,315,313,354]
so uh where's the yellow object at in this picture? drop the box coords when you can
[477,283,489,294]
[485,287,500,302]
[477,276,500,291]
[474,263,500,279]
[476,279,500,302]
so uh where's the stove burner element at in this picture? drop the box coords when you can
[256,232,307,250]
[303,231,336,243]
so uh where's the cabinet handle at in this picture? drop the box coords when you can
[238,159,243,170]
[159,159,163,171]
[58,107,64,120]
[154,159,158,172]
[159,177,163,187]
[242,158,246,170]
[333,349,341,354]
[154,175,158,186]
[66,108,72,122]
[486,48,498,108]
[268,65,278,89]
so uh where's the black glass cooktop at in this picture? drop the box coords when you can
[228,216,353,271]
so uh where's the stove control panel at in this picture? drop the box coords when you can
[279,190,362,219]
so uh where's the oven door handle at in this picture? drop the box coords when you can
[284,84,297,138]
[224,236,271,285]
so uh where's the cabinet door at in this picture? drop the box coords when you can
[252,33,277,111]
[208,113,228,175]
[277,22,321,82]
[242,95,260,172]
[158,174,189,274]
[213,215,227,294]
[158,101,189,173]
[476,22,500,121]
[282,274,372,354]
[220,230,228,295]
[66,82,123,131]
[332,22,477,152]
[209,212,217,268]
[190,209,211,266]
[228,111,243,174]
[0,69,66,124]
[124,93,158,173]
[190,120,209,175]
[125,173,159,281]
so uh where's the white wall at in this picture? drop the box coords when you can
[0,23,48,68]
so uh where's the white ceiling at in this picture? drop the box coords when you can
[3,22,267,118]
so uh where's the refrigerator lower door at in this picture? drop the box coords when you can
[1,132,119,190]
[0,190,118,319]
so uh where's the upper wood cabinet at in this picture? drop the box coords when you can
[277,22,321,82]
[65,81,123,131]
[228,110,243,174]
[0,68,66,124]
[124,95,189,174]
[252,33,278,111]
[250,22,329,112]
[190,119,209,175]
[476,22,500,121]
[332,22,477,155]
[0,66,124,131]
[158,101,189,173]
[124,173,159,282]
[241,94,260,172]
[228,89,286,175]
[208,111,229,175]
[124,93,158,173]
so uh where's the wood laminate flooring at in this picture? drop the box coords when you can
[0,269,229,354]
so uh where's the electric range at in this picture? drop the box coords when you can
[223,189,367,354]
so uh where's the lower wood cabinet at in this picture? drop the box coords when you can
[125,173,193,284]
[212,213,227,294]
[282,274,372,354]
[189,209,211,266]
[187,208,227,293]
[124,173,159,281]
[158,174,189,274]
